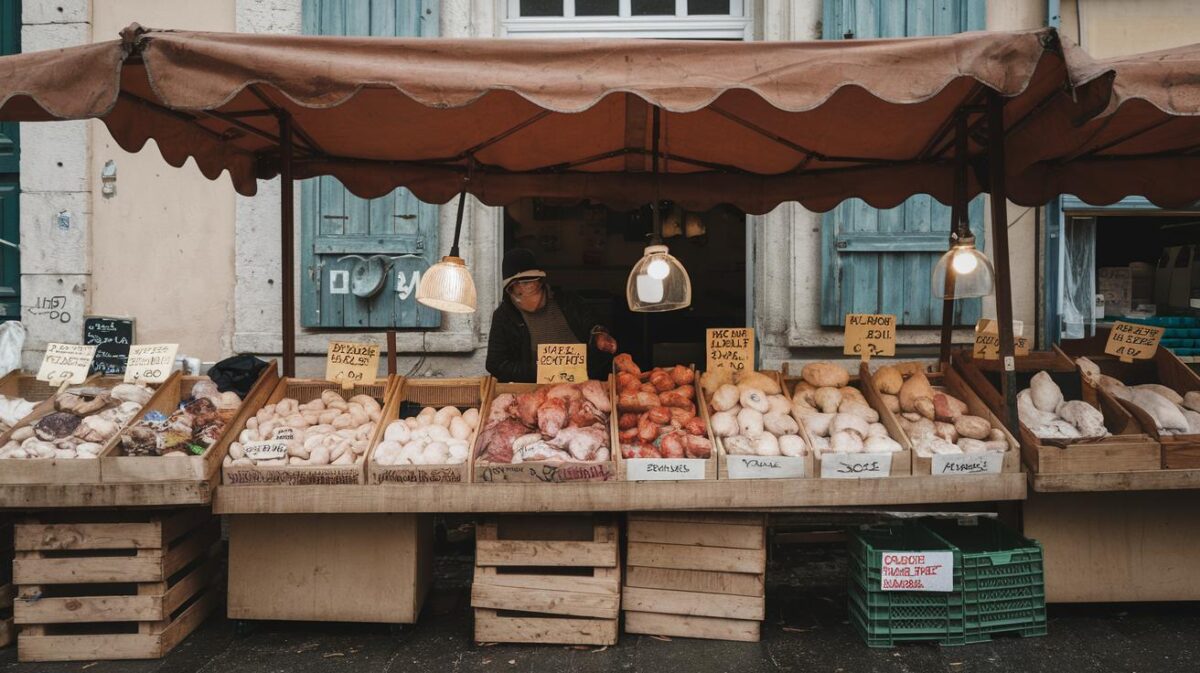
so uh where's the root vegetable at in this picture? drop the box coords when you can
[1056,400,1108,438]
[725,435,754,455]
[838,400,879,423]
[737,408,764,437]
[831,413,870,438]
[735,371,781,395]
[1133,384,1183,406]
[933,422,958,443]
[814,387,842,414]
[700,369,733,397]
[710,411,738,437]
[954,416,992,441]
[802,413,834,437]
[740,388,769,413]
[711,385,740,412]
[880,394,900,414]
[1030,372,1064,413]
[763,412,799,436]
[867,423,889,438]
[801,363,850,388]
[1130,389,1189,433]
[1184,391,1200,413]
[898,372,934,413]
[767,395,792,415]
[830,430,864,453]
[863,436,901,453]
[1017,389,1058,428]
[874,366,903,395]
[778,434,806,457]
[753,432,781,456]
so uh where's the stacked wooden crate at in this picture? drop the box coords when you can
[624,512,767,642]
[0,518,12,648]
[472,514,620,645]
[13,508,221,662]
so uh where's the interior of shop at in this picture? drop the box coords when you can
[1092,214,1200,318]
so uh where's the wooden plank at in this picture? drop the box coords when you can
[475,540,616,568]
[0,480,213,508]
[0,617,12,648]
[627,512,766,527]
[1030,469,1200,493]
[471,583,619,619]
[14,552,164,585]
[0,583,12,610]
[624,566,764,598]
[627,520,764,550]
[624,610,760,642]
[623,586,764,621]
[471,570,618,596]
[627,542,765,575]
[162,521,219,577]
[474,609,617,646]
[15,521,164,551]
[213,472,1028,513]
[15,594,162,624]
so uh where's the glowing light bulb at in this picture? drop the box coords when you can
[647,257,670,280]
[951,249,978,274]
[636,274,664,303]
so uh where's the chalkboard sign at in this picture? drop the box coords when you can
[83,316,135,375]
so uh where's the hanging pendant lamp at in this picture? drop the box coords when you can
[627,107,691,312]
[932,231,995,299]
[416,184,477,313]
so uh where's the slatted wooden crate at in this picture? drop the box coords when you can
[0,519,12,648]
[472,515,620,645]
[12,508,221,662]
[624,512,767,642]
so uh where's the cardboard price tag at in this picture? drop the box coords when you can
[37,343,98,384]
[625,458,707,481]
[726,455,807,479]
[706,327,754,373]
[880,550,954,592]
[1104,321,1165,363]
[124,343,179,383]
[325,342,380,389]
[820,452,893,479]
[973,319,1031,360]
[932,451,1005,476]
[536,343,588,384]
[843,314,896,362]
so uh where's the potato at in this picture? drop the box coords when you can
[831,413,870,438]
[767,394,792,415]
[830,430,864,453]
[736,371,781,395]
[814,387,842,414]
[434,405,460,428]
[753,433,781,456]
[839,386,866,405]
[864,435,902,453]
[792,381,817,407]
[880,394,900,414]
[712,384,740,412]
[801,412,834,437]
[801,362,850,389]
[954,415,992,441]
[838,400,879,423]
[874,366,904,395]
[898,371,934,413]
[933,421,958,443]
[958,438,990,454]
[700,368,734,398]
[779,434,807,457]
[896,362,926,377]
[710,411,739,438]
[763,412,799,436]
[740,388,770,413]
[914,398,936,421]
[737,408,764,437]
[867,423,889,438]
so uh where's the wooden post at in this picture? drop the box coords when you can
[387,330,397,376]
[987,91,1018,431]
[279,113,296,377]
[938,112,969,368]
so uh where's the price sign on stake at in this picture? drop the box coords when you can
[973,319,1031,360]
[706,328,754,373]
[124,343,179,384]
[843,314,896,362]
[537,343,588,384]
[880,550,954,592]
[1104,321,1165,363]
[37,343,98,384]
[326,342,380,389]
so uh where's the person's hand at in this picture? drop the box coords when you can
[594,330,618,354]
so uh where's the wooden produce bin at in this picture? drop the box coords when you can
[863,364,1020,476]
[228,513,430,623]
[12,508,220,662]
[221,376,396,486]
[367,376,489,484]
[703,371,813,480]
[0,372,60,432]
[624,512,766,642]
[955,350,1157,474]
[473,381,616,483]
[0,374,175,485]
[0,519,12,648]
[472,514,619,645]
[101,364,278,483]
[614,370,717,482]
[1058,331,1200,469]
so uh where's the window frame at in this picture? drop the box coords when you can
[503,0,751,39]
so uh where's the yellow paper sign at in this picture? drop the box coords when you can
[537,343,588,384]
[124,343,179,384]
[973,319,1031,360]
[706,328,754,373]
[37,343,98,384]
[325,342,380,389]
[1104,321,1165,363]
[843,314,896,362]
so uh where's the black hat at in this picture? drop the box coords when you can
[501,248,546,288]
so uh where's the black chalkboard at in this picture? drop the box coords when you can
[84,316,135,375]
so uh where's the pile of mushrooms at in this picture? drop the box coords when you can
[225,390,381,467]
[121,378,242,457]
[0,383,153,460]
[373,405,480,466]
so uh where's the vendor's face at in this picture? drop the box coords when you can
[508,278,546,312]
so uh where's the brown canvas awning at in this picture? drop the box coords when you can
[0,24,1121,214]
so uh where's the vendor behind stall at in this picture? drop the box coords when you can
[487,248,617,383]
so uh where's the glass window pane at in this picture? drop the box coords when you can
[687,0,731,14]
[632,0,675,16]
[519,0,564,17]
[576,0,619,15]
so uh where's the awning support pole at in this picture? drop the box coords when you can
[938,111,969,368]
[987,91,1018,431]
[279,111,296,377]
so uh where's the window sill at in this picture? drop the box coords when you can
[233,330,478,355]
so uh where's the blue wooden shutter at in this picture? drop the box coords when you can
[0,0,19,320]
[300,0,441,329]
[820,0,986,327]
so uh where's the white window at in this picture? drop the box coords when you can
[503,0,751,39]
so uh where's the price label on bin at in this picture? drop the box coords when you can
[326,342,380,389]
[1104,321,1164,363]
[973,319,1030,360]
[843,314,896,362]
[880,550,954,592]
[124,343,178,383]
[537,343,588,384]
[37,343,98,385]
[706,328,754,373]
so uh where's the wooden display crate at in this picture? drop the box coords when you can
[1058,332,1200,469]
[0,372,61,432]
[473,381,616,483]
[0,375,176,485]
[13,508,220,662]
[473,515,619,646]
[954,350,1158,474]
[613,367,717,482]
[702,370,813,480]
[101,363,278,483]
[624,512,766,642]
[861,363,1020,476]
[367,376,490,484]
[0,519,12,648]
[221,376,397,486]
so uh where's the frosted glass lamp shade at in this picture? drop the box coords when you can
[416,255,477,313]
[627,244,691,312]
[932,243,995,299]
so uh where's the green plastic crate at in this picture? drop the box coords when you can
[847,523,962,589]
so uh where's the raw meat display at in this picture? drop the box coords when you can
[476,380,612,464]
[0,393,36,435]
[1076,358,1200,436]
[789,363,901,456]
[1014,370,1110,440]
[616,359,711,460]
[0,383,154,460]
[225,390,382,467]
[121,377,242,457]
[701,369,806,458]
[373,405,481,466]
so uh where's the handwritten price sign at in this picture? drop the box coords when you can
[325,342,380,389]
[973,319,1031,360]
[124,343,178,384]
[1104,321,1165,363]
[843,314,896,362]
[537,343,588,384]
[706,327,754,373]
[880,551,954,592]
[37,343,98,384]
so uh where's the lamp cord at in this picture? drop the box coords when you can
[651,106,662,243]
[449,181,467,258]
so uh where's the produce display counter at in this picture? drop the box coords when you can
[0,479,215,509]
[1028,468,1200,493]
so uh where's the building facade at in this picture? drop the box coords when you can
[12,0,1200,375]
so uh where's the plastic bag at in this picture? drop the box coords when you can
[0,321,25,378]
[207,354,269,398]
